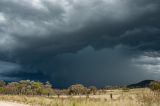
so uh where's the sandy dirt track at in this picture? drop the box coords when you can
[0,101,29,106]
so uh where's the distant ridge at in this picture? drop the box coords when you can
[127,80,154,88]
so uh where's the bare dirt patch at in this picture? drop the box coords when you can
[0,101,29,106]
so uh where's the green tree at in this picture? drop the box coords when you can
[31,81,43,95]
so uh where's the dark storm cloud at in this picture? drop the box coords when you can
[0,0,160,87]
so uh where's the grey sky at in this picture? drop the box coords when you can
[0,0,160,87]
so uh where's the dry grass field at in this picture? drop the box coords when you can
[0,88,159,106]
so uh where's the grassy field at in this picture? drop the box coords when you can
[0,88,159,106]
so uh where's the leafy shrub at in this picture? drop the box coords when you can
[88,86,97,95]
[149,81,160,92]
[68,84,88,95]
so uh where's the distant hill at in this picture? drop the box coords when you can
[127,80,154,88]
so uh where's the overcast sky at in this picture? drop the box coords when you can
[0,0,160,88]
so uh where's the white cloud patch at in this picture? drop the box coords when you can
[0,12,6,23]
[132,56,160,76]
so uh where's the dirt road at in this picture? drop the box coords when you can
[0,101,29,106]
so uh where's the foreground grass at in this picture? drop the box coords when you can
[0,95,141,106]
[0,88,159,106]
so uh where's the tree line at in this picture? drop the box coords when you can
[0,80,53,96]
[0,80,159,96]
[0,80,97,96]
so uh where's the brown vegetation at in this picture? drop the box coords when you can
[0,80,53,96]
[0,80,160,106]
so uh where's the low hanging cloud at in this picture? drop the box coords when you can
[0,60,21,81]
[0,61,21,73]
[0,0,160,87]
